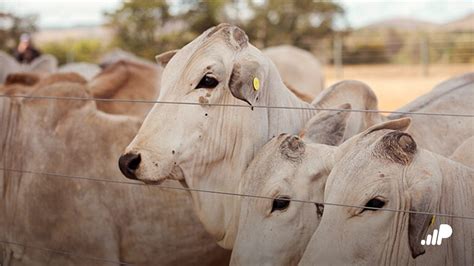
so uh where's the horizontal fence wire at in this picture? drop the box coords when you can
[0,94,473,118]
[2,167,473,220]
[0,240,133,265]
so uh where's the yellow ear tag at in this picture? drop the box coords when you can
[253,77,260,91]
[430,215,436,226]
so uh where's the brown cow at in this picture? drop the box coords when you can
[89,59,162,118]
[0,80,229,265]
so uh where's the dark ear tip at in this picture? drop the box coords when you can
[279,135,305,161]
[398,134,416,151]
[411,248,425,259]
[287,135,302,150]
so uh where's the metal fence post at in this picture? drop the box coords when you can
[420,36,429,77]
[333,34,343,79]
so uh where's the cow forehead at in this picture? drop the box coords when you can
[161,25,248,81]
[330,140,404,195]
[160,39,234,91]
[203,24,249,51]
[242,138,301,191]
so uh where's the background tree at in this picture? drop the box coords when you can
[0,12,37,52]
[105,0,344,59]
[242,0,344,49]
[106,0,184,59]
[106,0,233,60]
[178,0,229,34]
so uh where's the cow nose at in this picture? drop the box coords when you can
[119,153,141,180]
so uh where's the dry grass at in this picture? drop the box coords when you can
[325,64,473,110]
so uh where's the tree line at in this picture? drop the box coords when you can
[105,0,344,59]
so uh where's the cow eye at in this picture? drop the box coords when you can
[362,197,386,213]
[197,75,218,89]
[271,196,291,213]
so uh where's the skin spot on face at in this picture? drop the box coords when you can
[199,96,209,104]
[379,173,385,177]
[206,92,211,97]
[172,150,175,155]
[315,203,324,218]
[205,113,208,117]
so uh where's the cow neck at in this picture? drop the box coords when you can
[399,151,473,264]
[264,66,316,139]
[436,152,473,223]
[188,64,316,249]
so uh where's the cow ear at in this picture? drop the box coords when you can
[228,59,263,106]
[300,103,351,145]
[364,117,411,135]
[408,185,437,258]
[155,49,179,68]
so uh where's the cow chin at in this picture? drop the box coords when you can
[138,163,185,185]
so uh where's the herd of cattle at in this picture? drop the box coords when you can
[0,23,472,265]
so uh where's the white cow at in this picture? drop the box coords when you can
[59,62,101,81]
[119,24,321,249]
[120,24,473,252]
[300,118,473,265]
[263,45,324,97]
[230,111,346,265]
[230,74,474,265]
[450,136,474,168]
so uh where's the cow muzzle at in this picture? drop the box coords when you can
[118,152,141,180]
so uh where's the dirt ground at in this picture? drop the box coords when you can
[325,64,474,110]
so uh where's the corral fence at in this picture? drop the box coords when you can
[47,31,474,80]
[310,30,474,79]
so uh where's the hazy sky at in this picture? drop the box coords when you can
[1,0,473,29]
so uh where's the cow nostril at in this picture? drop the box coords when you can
[119,153,141,180]
[128,154,141,171]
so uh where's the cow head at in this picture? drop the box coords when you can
[300,118,444,264]
[230,106,351,265]
[118,24,311,246]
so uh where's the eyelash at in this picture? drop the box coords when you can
[361,198,386,213]
[271,196,291,213]
[196,74,219,89]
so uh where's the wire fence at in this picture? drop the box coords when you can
[2,167,472,220]
[0,83,473,264]
[0,240,132,265]
[316,34,474,78]
[0,94,473,118]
